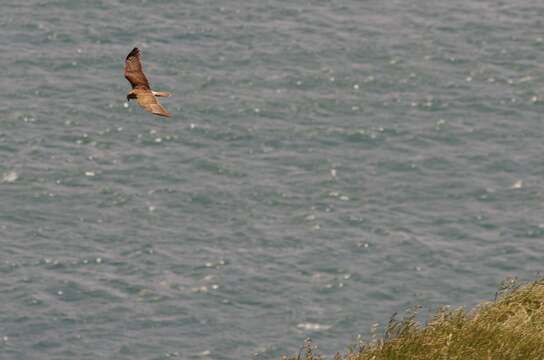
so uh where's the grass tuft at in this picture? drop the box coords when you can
[287,278,544,359]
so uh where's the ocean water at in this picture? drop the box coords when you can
[2,0,544,358]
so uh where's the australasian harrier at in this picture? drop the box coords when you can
[125,47,172,117]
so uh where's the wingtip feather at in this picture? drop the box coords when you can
[154,111,172,118]
[126,47,140,60]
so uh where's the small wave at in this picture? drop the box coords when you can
[296,322,332,331]
[2,171,17,183]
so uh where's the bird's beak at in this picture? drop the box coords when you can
[126,95,131,102]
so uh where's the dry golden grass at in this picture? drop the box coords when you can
[287,279,544,360]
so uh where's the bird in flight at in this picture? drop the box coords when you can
[124,47,172,117]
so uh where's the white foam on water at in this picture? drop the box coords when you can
[2,171,17,183]
[195,350,211,357]
[511,180,523,189]
[296,323,331,331]
[192,286,208,293]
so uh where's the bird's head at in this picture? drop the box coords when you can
[126,91,137,102]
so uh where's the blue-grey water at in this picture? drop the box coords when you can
[2,1,544,359]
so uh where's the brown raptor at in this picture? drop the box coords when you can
[124,47,171,117]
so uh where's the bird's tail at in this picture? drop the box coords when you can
[152,91,171,97]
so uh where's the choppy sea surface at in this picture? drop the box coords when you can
[2,1,544,358]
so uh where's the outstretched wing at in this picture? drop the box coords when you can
[136,90,171,117]
[124,47,150,89]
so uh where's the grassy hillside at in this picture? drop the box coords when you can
[287,279,544,360]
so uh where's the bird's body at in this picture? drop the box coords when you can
[124,47,172,117]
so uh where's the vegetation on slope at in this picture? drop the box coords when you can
[287,279,544,360]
